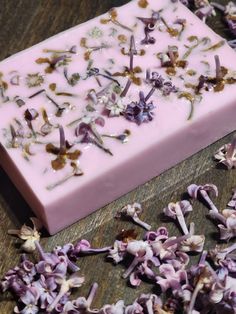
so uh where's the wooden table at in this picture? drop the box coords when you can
[0,0,235,312]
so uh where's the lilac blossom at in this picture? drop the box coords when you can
[47,273,84,312]
[99,300,125,314]
[187,183,219,212]
[108,240,127,264]
[180,222,205,253]
[214,137,236,169]
[156,263,187,292]
[194,1,216,22]
[146,71,178,96]
[32,275,57,309]
[70,239,111,258]
[163,201,192,235]
[123,240,153,278]
[124,91,155,125]
[137,12,160,45]
[116,202,151,230]
[14,286,39,314]
[209,209,236,240]
[8,218,42,253]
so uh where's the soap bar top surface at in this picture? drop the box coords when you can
[0,0,236,206]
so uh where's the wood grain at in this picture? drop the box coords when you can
[0,0,235,312]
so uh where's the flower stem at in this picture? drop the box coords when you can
[175,204,189,235]
[133,217,151,230]
[87,283,98,308]
[123,257,139,278]
[187,281,203,314]
[200,190,218,212]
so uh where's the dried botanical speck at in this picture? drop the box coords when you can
[138,0,149,8]
[26,73,44,88]
[88,26,103,38]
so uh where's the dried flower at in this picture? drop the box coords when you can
[158,46,187,76]
[146,71,178,96]
[104,92,125,117]
[137,12,160,44]
[46,125,81,170]
[47,273,84,312]
[124,90,155,125]
[156,263,187,292]
[209,209,236,241]
[8,218,42,253]
[163,201,192,235]
[187,183,219,212]
[26,73,44,88]
[214,137,236,169]
[100,8,132,32]
[75,120,113,156]
[36,55,71,73]
[116,203,151,230]
[88,26,103,38]
[102,129,131,144]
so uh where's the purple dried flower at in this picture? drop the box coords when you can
[209,243,236,266]
[108,240,127,264]
[156,263,187,292]
[47,273,84,312]
[124,91,155,125]
[137,12,160,45]
[145,227,169,242]
[75,120,112,156]
[195,3,216,22]
[14,286,39,314]
[32,275,57,310]
[116,203,151,230]
[180,222,205,253]
[163,201,192,235]
[187,183,219,212]
[99,300,125,314]
[71,239,111,257]
[125,301,143,314]
[136,294,162,314]
[146,71,178,96]
[209,209,236,241]
[214,137,236,169]
[123,240,153,278]
[63,282,98,313]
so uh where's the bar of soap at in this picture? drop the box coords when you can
[0,0,236,234]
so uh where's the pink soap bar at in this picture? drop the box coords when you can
[0,0,236,234]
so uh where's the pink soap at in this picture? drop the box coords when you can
[0,0,236,234]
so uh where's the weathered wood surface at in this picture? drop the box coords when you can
[0,0,235,312]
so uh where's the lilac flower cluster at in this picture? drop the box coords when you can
[124,91,155,125]
[0,238,111,313]
[146,71,178,96]
[2,184,236,313]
